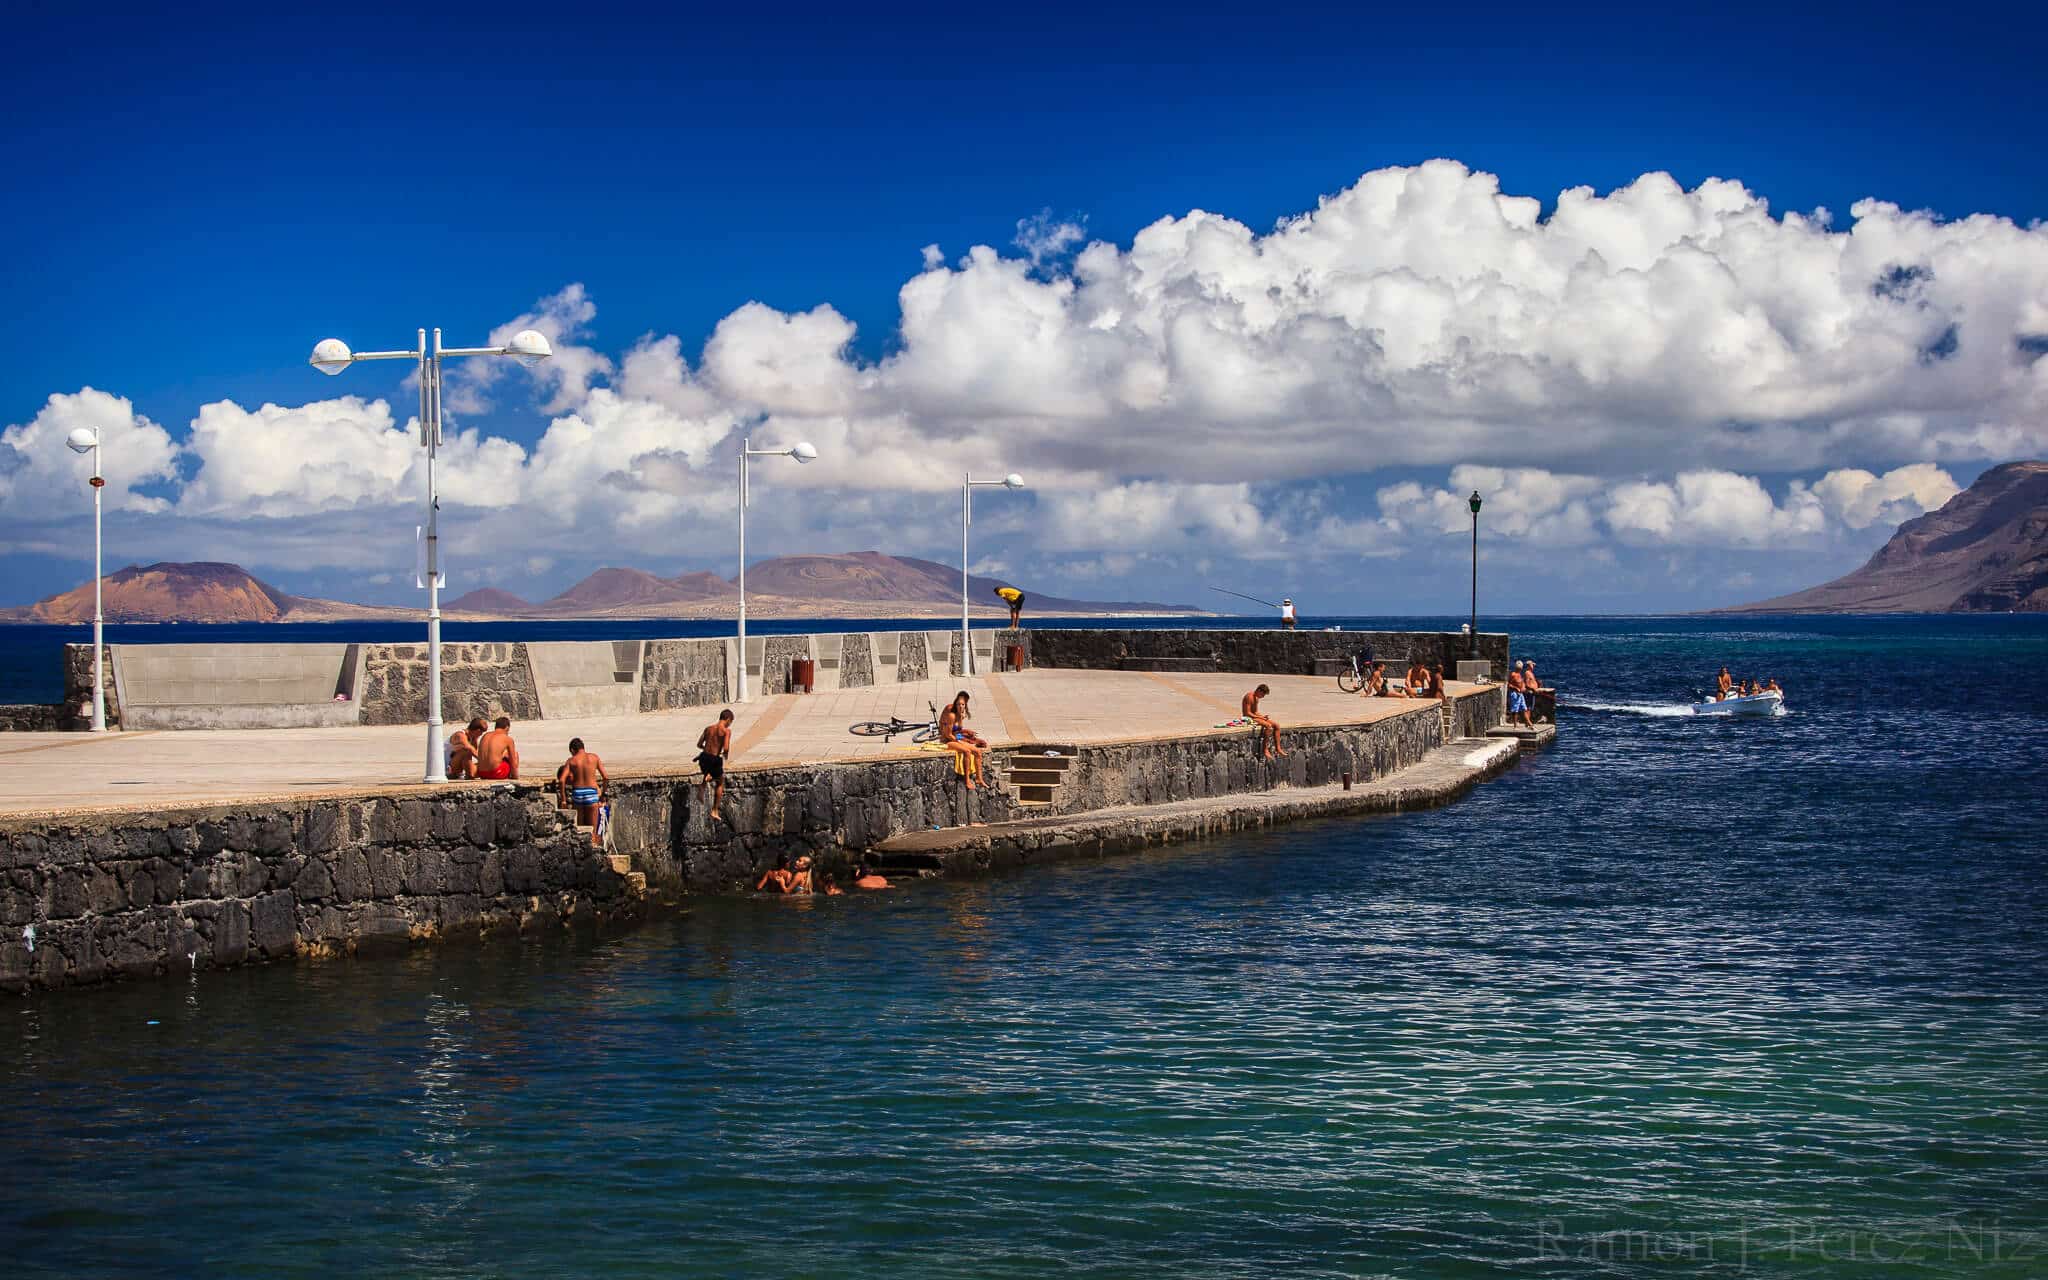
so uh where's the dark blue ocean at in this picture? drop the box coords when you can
[4,615,2046,1276]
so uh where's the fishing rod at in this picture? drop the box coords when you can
[1210,586,1282,609]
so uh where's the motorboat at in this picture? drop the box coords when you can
[1691,690,1784,717]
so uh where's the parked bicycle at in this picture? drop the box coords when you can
[849,701,942,744]
[1336,651,1375,693]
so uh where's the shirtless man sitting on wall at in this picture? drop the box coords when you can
[1242,684,1285,760]
[477,716,520,780]
[557,737,609,845]
[445,717,486,779]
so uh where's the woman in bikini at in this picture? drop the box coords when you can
[937,693,985,788]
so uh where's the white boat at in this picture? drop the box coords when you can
[1691,691,1784,717]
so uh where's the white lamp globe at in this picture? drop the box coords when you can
[309,338,353,375]
[1003,473,1025,489]
[790,442,818,463]
[505,329,553,369]
[65,427,98,454]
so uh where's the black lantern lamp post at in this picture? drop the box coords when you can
[1467,490,1482,658]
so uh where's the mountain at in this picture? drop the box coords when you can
[18,561,413,624]
[6,554,1202,624]
[1729,461,2048,613]
[441,586,536,615]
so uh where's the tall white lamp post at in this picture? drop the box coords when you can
[309,326,552,782]
[736,435,818,701]
[64,426,106,732]
[961,472,1025,675]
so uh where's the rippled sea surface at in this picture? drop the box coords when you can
[5,616,2047,1277]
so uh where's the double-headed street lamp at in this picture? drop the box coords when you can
[64,426,107,731]
[962,471,1025,675]
[736,435,818,701]
[1468,489,1483,659]
[309,326,553,782]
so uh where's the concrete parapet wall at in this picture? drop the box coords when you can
[99,643,360,731]
[529,641,643,719]
[1026,628,1510,677]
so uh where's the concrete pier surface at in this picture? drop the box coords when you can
[0,669,1489,820]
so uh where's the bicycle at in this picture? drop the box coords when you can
[1336,652,1375,693]
[849,701,942,744]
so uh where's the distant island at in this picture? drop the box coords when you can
[0,552,1205,624]
[1727,460,2048,613]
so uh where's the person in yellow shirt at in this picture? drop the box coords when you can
[993,585,1024,627]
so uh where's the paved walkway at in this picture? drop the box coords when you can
[0,670,1484,819]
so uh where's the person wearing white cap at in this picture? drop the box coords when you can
[1280,598,1297,630]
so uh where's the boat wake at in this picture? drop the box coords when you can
[1564,699,1697,718]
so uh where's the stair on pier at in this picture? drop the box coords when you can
[1001,744,1077,808]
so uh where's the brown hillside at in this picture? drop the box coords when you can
[28,562,297,623]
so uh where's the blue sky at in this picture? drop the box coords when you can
[3,1,2044,612]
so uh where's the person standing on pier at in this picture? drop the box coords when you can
[994,585,1025,628]
[1242,684,1285,759]
[697,709,734,818]
[1280,598,1297,630]
[557,738,610,846]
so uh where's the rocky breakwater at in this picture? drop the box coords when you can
[0,786,648,993]
[1027,628,1510,677]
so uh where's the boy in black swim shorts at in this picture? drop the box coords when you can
[697,708,734,818]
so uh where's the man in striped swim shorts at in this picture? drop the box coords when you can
[556,737,610,846]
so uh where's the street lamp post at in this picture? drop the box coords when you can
[961,472,1025,675]
[310,326,552,782]
[64,427,106,731]
[1468,490,1483,659]
[736,435,818,701]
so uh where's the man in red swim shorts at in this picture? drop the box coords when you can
[476,716,520,780]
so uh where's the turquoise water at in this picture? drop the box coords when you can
[4,616,2046,1276]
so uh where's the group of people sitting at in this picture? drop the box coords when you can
[1355,657,1448,700]
[445,717,613,847]
[755,853,892,895]
[1713,667,1784,700]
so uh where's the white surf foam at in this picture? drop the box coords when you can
[1564,699,1696,718]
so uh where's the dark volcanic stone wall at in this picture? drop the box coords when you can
[640,639,729,710]
[761,636,812,693]
[897,632,929,682]
[358,642,543,727]
[62,644,121,728]
[0,705,66,732]
[1026,628,1510,676]
[840,633,875,687]
[0,788,647,993]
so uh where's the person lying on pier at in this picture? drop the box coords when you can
[755,853,795,893]
[445,717,487,780]
[696,709,734,819]
[1242,684,1285,759]
[852,859,890,890]
[939,691,987,787]
[477,716,520,780]
[557,738,610,846]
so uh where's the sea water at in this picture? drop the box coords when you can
[2,615,2044,1276]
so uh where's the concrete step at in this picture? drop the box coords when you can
[606,853,633,875]
[622,871,648,895]
[1016,784,1057,804]
[1007,767,1067,786]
